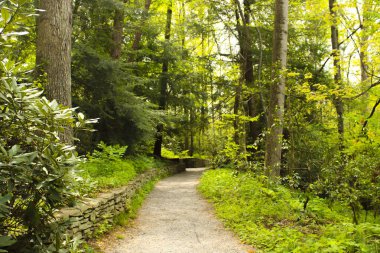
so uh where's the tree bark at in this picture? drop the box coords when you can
[329,0,344,150]
[189,108,195,156]
[359,1,370,82]
[233,82,242,145]
[36,0,72,107]
[242,0,263,146]
[35,0,73,143]
[153,1,173,157]
[131,0,152,52]
[265,0,289,178]
[111,0,129,59]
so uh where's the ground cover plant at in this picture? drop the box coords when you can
[199,169,380,253]
[77,142,167,195]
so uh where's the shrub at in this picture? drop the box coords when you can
[0,78,93,252]
[78,143,162,193]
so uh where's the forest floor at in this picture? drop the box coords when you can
[100,168,254,253]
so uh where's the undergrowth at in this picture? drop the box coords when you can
[77,143,165,195]
[198,169,380,253]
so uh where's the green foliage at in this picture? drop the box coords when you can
[60,236,96,253]
[0,77,91,252]
[199,169,380,253]
[71,2,159,153]
[0,0,36,76]
[91,142,127,161]
[161,147,191,159]
[78,143,162,194]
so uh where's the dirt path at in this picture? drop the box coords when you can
[105,168,253,253]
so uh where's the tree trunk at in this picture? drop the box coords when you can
[233,82,242,145]
[131,0,152,52]
[329,0,344,150]
[235,0,264,152]
[184,107,190,151]
[265,0,289,178]
[111,6,124,59]
[359,0,370,82]
[111,0,130,60]
[242,0,263,146]
[36,0,73,143]
[153,1,173,157]
[189,108,195,156]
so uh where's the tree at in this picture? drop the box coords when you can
[111,0,128,59]
[329,0,344,150]
[131,0,152,52]
[35,0,73,143]
[153,0,173,157]
[234,0,264,151]
[35,0,72,107]
[265,0,289,178]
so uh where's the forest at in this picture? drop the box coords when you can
[0,0,379,252]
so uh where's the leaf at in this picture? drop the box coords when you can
[1,7,11,23]
[8,145,19,157]
[0,236,15,247]
[78,112,85,120]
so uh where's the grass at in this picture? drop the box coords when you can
[198,169,380,253]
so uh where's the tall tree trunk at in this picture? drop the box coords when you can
[233,82,242,145]
[153,1,173,157]
[189,108,195,156]
[111,3,125,59]
[36,0,73,143]
[359,0,370,82]
[235,0,264,152]
[329,0,344,150]
[242,0,263,147]
[360,39,369,82]
[233,4,244,147]
[184,107,190,151]
[265,0,289,178]
[111,0,130,60]
[131,0,152,52]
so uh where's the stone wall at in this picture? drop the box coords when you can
[182,158,210,168]
[53,162,186,241]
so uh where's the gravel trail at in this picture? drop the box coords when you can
[106,168,253,253]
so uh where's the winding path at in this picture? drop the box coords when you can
[105,168,253,253]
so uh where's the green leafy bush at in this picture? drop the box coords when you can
[78,143,163,193]
[199,169,380,253]
[0,78,93,252]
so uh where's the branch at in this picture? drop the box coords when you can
[346,79,380,100]
[362,98,380,132]
[233,0,246,27]
[0,4,21,37]
[317,25,362,74]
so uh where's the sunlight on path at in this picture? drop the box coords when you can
[105,168,253,253]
